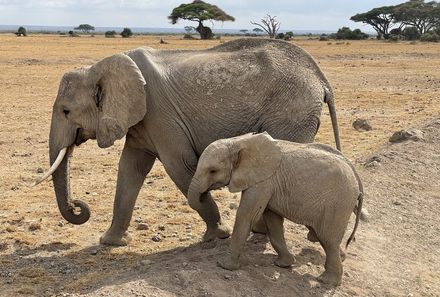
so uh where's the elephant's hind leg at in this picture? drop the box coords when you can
[263,209,295,267]
[315,225,344,286]
[317,239,343,286]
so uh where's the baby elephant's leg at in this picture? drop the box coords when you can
[263,209,295,267]
[317,237,343,286]
[217,185,271,271]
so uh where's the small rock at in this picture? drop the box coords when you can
[85,191,90,195]
[389,128,424,143]
[360,208,370,222]
[224,274,232,280]
[158,224,165,231]
[57,221,64,227]
[306,262,312,266]
[36,168,44,174]
[140,259,153,265]
[365,160,381,168]
[344,271,351,278]
[10,186,19,191]
[353,119,372,131]
[6,226,16,233]
[0,243,8,251]
[271,271,280,280]
[229,202,239,210]
[393,200,402,206]
[89,249,98,255]
[137,223,149,231]
[152,235,162,242]
[28,222,41,231]
[182,262,188,268]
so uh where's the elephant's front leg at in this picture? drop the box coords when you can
[100,144,156,246]
[218,185,271,270]
[161,149,231,242]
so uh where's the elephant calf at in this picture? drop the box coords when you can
[188,132,363,286]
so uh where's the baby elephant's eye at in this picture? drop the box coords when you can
[210,169,217,174]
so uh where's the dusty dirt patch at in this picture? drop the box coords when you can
[0,34,439,296]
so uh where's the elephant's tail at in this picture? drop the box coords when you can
[346,192,363,249]
[324,87,341,152]
[345,166,364,249]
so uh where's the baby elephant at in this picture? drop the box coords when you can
[187,132,363,286]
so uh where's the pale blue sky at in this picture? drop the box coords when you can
[0,0,404,31]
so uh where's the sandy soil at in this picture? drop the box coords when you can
[0,34,439,296]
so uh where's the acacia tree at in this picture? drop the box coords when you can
[250,15,280,38]
[168,0,235,39]
[350,6,397,39]
[74,24,95,34]
[393,0,440,34]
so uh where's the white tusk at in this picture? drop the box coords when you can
[31,147,68,187]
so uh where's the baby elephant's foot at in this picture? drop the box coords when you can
[274,254,295,268]
[100,230,132,246]
[217,255,240,271]
[317,270,342,286]
[203,224,231,242]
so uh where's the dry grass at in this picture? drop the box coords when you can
[1,34,440,296]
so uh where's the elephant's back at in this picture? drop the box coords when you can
[268,143,359,224]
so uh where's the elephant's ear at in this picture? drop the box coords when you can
[89,53,146,148]
[228,132,282,193]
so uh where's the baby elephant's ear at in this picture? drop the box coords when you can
[228,132,281,193]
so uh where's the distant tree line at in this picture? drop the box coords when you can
[351,0,440,41]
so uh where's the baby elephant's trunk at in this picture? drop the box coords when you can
[345,192,364,249]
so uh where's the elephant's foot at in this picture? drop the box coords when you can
[274,254,295,268]
[202,224,231,242]
[317,269,342,286]
[217,255,240,271]
[100,229,132,246]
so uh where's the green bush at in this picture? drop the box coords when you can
[332,27,369,40]
[16,26,27,36]
[420,32,439,42]
[105,30,117,38]
[276,31,294,41]
[389,35,400,42]
[319,34,329,41]
[402,27,420,41]
[120,27,133,38]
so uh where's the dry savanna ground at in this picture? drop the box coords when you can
[0,34,439,296]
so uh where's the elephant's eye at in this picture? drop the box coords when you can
[95,85,103,108]
[210,169,217,174]
[63,109,70,116]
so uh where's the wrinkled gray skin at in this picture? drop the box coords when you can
[188,133,363,286]
[48,38,341,246]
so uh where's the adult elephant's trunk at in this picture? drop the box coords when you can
[49,112,90,225]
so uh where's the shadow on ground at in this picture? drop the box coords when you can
[0,233,335,297]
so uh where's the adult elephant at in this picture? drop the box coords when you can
[35,38,341,246]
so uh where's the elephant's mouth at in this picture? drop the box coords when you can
[74,128,86,146]
[207,182,225,192]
